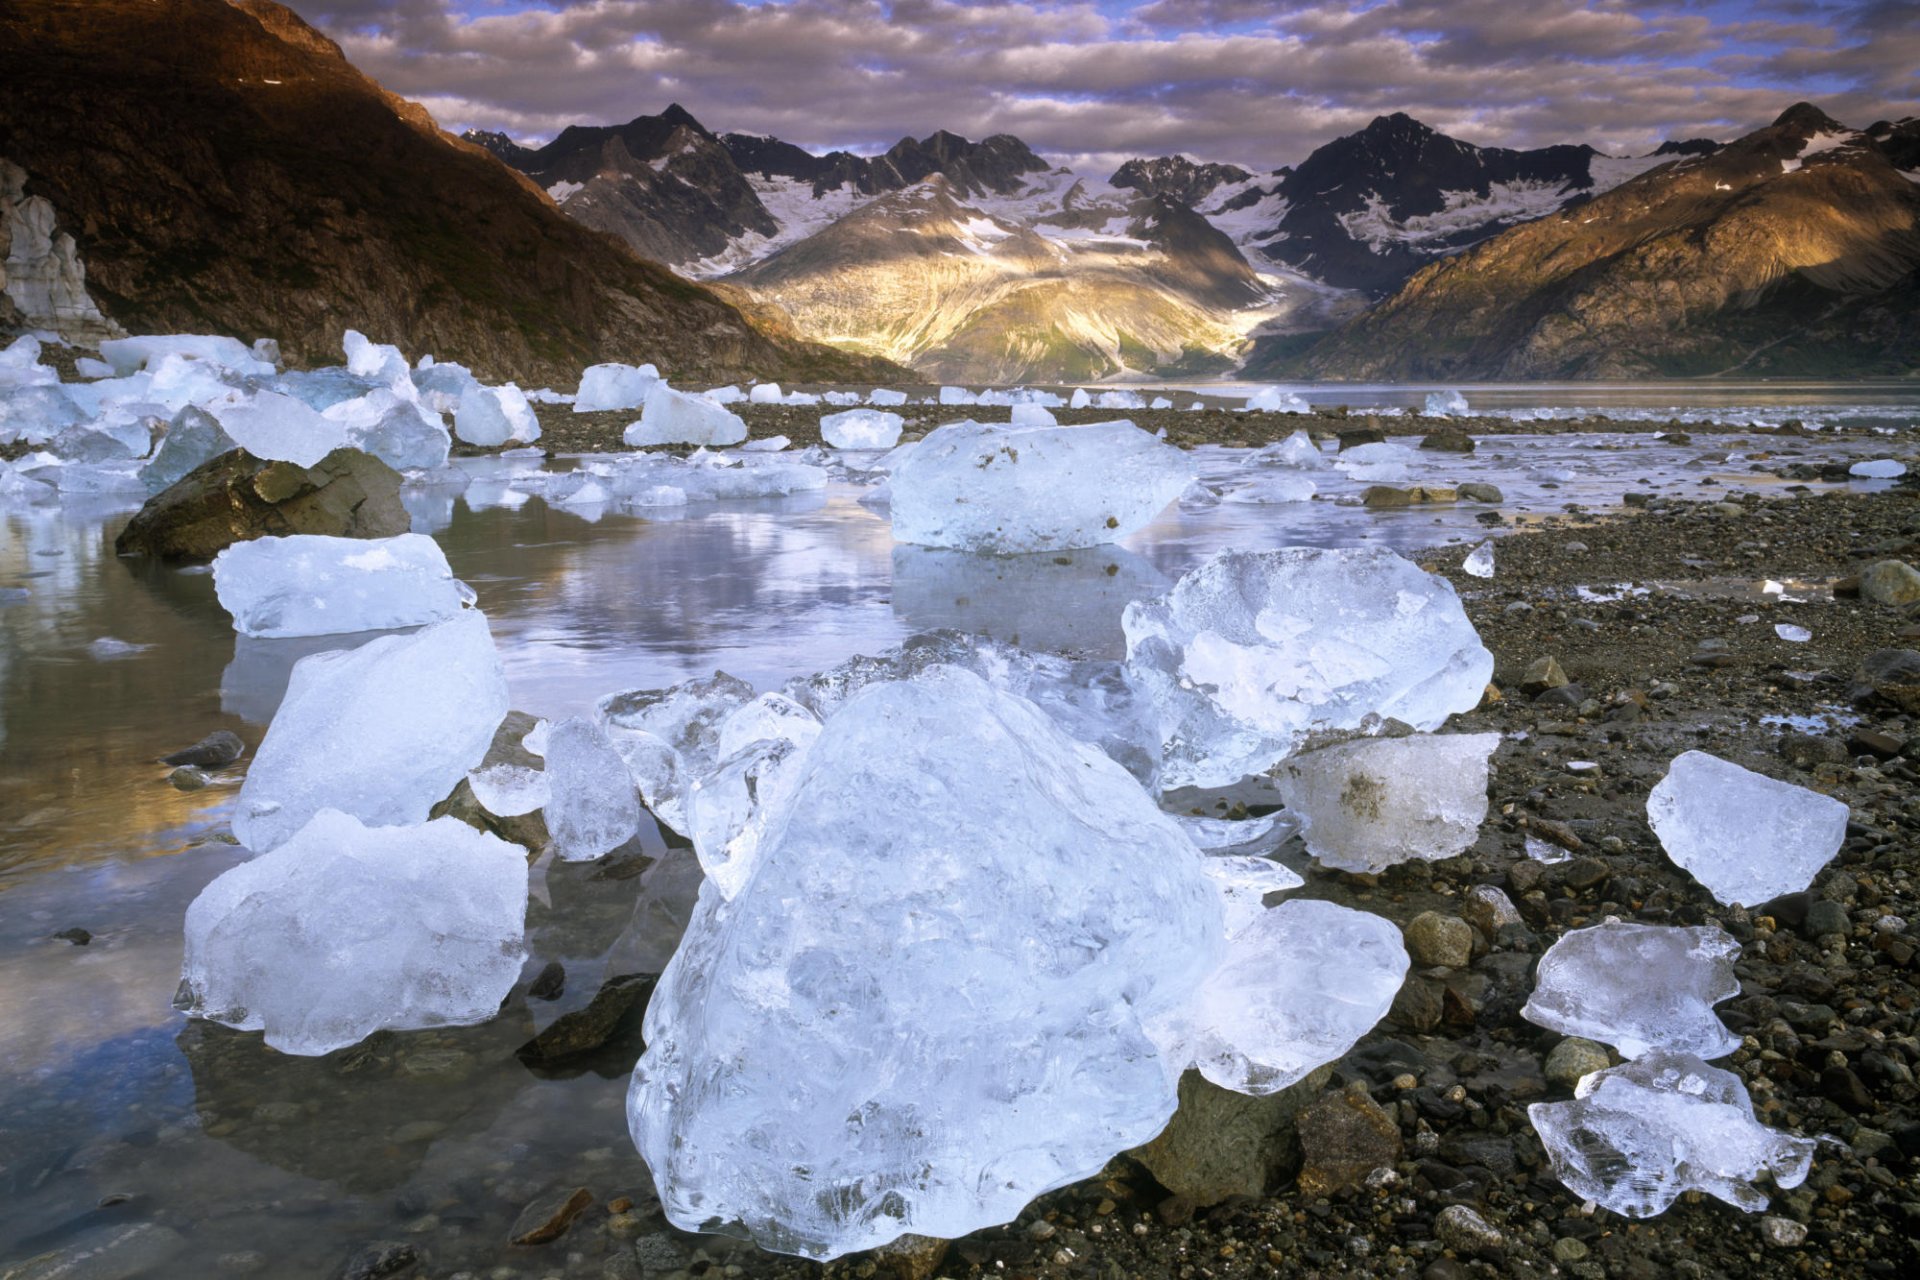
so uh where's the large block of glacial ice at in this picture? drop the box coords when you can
[1243,387,1310,413]
[141,407,238,493]
[454,383,541,446]
[212,390,350,467]
[412,360,481,414]
[100,334,270,377]
[748,382,785,405]
[625,384,748,448]
[820,408,904,450]
[1528,1051,1815,1217]
[1273,733,1497,872]
[543,716,641,861]
[1424,390,1469,417]
[342,330,410,383]
[0,384,87,446]
[597,672,756,835]
[1161,899,1406,1095]
[628,668,1225,1259]
[1647,751,1848,906]
[867,388,908,406]
[685,693,822,897]
[890,420,1194,553]
[233,612,509,852]
[1249,430,1326,468]
[178,809,528,1056]
[211,533,471,638]
[575,362,661,413]
[329,393,451,471]
[1124,548,1495,791]
[1010,403,1057,427]
[1523,921,1740,1060]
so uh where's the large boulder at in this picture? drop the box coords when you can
[114,447,408,561]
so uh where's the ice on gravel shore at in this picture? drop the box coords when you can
[597,672,756,835]
[1647,750,1848,906]
[1463,541,1495,578]
[1528,1051,1816,1217]
[890,419,1193,553]
[1522,921,1741,1060]
[1424,390,1469,417]
[625,384,748,448]
[820,408,904,450]
[212,390,350,467]
[1273,733,1498,872]
[1249,430,1325,469]
[574,362,661,413]
[455,383,541,447]
[177,809,528,1057]
[1243,387,1310,413]
[233,612,509,852]
[212,533,471,638]
[1123,548,1494,790]
[748,382,785,405]
[543,716,641,861]
[867,388,908,406]
[1009,403,1057,427]
[1849,459,1905,479]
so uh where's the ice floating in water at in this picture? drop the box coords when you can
[1122,548,1494,791]
[467,763,549,817]
[1333,440,1416,482]
[212,533,471,638]
[1221,472,1315,504]
[0,383,88,445]
[1849,458,1905,479]
[820,408,904,450]
[686,695,822,898]
[1646,750,1847,906]
[739,435,789,452]
[1243,387,1311,413]
[574,362,660,413]
[543,716,641,861]
[234,612,509,852]
[177,809,528,1057]
[328,393,451,471]
[86,637,151,659]
[1424,389,1469,417]
[1463,541,1495,578]
[1776,623,1811,643]
[1522,921,1741,1059]
[1274,733,1498,873]
[627,668,1227,1259]
[1249,430,1325,469]
[625,384,748,448]
[211,390,350,467]
[591,451,826,505]
[597,671,756,835]
[1528,1051,1815,1217]
[890,419,1193,553]
[455,383,541,446]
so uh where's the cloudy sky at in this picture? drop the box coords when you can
[290,1,1918,171]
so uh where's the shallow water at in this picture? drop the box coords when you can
[0,415,1913,1274]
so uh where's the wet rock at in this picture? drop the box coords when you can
[1848,728,1904,758]
[1435,1204,1503,1254]
[430,711,552,852]
[515,973,652,1067]
[1420,427,1475,453]
[1533,683,1587,709]
[1363,484,1457,507]
[1761,1216,1808,1248]
[53,927,91,945]
[1854,649,1920,713]
[335,1241,418,1280]
[509,1186,593,1246]
[115,448,408,562]
[161,729,245,768]
[168,766,209,792]
[631,1233,691,1274]
[870,1234,950,1280]
[1458,482,1503,503]
[1544,1037,1612,1089]
[528,960,566,1001]
[1337,425,1386,450]
[1404,911,1474,967]
[1802,899,1850,939]
[1132,1065,1333,1207]
[1461,885,1520,938]
[1858,559,1920,606]
[1780,733,1848,768]
[1520,657,1568,696]
[5,1223,189,1280]
[1296,1085,1401,1196]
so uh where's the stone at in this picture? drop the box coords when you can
[509,1187,594,1245]
[1858,560,1920,607]
[1543,1037,1612,1089]
[1296,1086,1402,1196]
[1521,656,1569,695]
[1761,1216,1808,1248]
[1131,1066,1333,1207]
[1336,425,1385,450]
[169,766,210,791]
[1273,733,1497,873]
[162,729,246,768]
[1457,482,1503,503]
[1522,921,1741,1060]
[1420,427,1475,453]
[1404,911,1474,968]
[114,447,408,561]
[1802,899,1850,939]
[1855,649,1920,713]
[1434,1205,1502,1253]
[869,1234,949,1280]
[1647,750,1849,906]
[517,975,652,1067]
[1461,885,1520,938]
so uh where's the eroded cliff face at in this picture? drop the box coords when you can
[0,157,121,343]
[1300,105,1920,380]
[0,0,898,386]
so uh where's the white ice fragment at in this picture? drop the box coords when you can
[1463,541,1495,578]
[1775,623,1811,642]
[543,716,641,861]
[1849,458,1905,479]
[87,637,151,659]
[1522,921,1741,1059]
[467,762,549,817]
[455,383,541,446]
[521,719,551,757]
[820,408,904,450]
[1175,811,1302,858]
[100,335,269,377]
[702,384,746,405]
[574,362,661,413]
[890,419,1193,553]
[1249,430,1325,469]
[1424,390,1469,417]
[739,435,789,452]
[233,612,509,852]
[336,397,451,471]
[1243,387,1310,413]
[625,383,748,448]
[342,330,410,383]
[748,382,785,405]
[1221,473,1315,504]
[938,386,978,405]
[627,668,1225,1259]
[867,388,908,406]
[1068,387,1092,408]
[178,809,527,1056]
[1528,1051,1815,1217]
[597,672,756,835]
[1094,389,1146,410]
[1646,750,1848,906]
[211,390,350,467]
[1332,440,1416,482]
[1274,733,1497,873]
[411,360,481,414]
[212,533,469,638]
[1525,833,1572,864]
[1009,403,1057,427]
[684,694,823,897]
[0,384,87,446]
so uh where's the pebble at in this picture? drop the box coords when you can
[1761,1216,1808,1247]
[1434,1204,1504,1253]
[168,766,210,791]
[1544,1037,1612,1088]
[1403,911,1474,968]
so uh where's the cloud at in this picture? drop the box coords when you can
[283,0,1917,168]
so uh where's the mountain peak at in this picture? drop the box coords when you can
[1773,102,1846,134]
[658,103,711,136]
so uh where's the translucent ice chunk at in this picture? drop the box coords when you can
[748,382,785,405]
[890,419,1194,553]
[1463,541,1495,579]
[467,762,549,817]
[233,612,509,852]
[1525,833,1572,864]
[1274,733,1497,873]
[211,390,350,467]
[1222,473,1315,504]
[543,716,641,861]
[1332,440,1416,482]
[627,668,1225,1259]
[820,408,904,450]
[1243,387,1310,413]
[1528,1051,1816,1217]
[1849,459,1905,479]
[212,533,470,638]
[1249,430,1325,468]
[1522,921,1741,1059]
[1647,750,1848,906]
[625,384,748,448]
[455,383,541,446]
[867,388,908,406]
[0,384,87,446]
[574,362,660,413]
[1775,623,1810,643]
[596,672,756,834]
[141,406,237,493]
[178,809,528,1056]
[1123,549,1494,790]
[1424,390,1469,417]
[100,334,270,378]
[333,396,451,471]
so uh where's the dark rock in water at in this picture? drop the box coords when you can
[167,766,209,791]
[1420,426,1475,453]
[431,711,551,852]
[115,448,408,561]
[335,1241,419,1280]
[1131,1065,1332,1208]
[528,961,566,1001]
[53,927,92,945]
[1296,1085,1401,1196]
[509,1186,593,1246]
[516,973,653,1067]
[162,729,245,768]
[1458,481,1503,503]
[1337,425,1386,450]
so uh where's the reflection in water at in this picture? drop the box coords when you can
[220,631,393,725]
[890,544,1170,656]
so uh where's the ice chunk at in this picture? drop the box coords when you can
[1528,1051,1815,1217]
[1462,541,1495,578]
[1249,429,1325,468]
[890,420,1193,553]
[1123,548,1495,790]
[702,384,747,405]
[625,384,748,448]
[467,763,549,817]
[1424,390,1469,417]
[87,637,152,659]
[597,672,756,834]
[1193,854,1305,937]
[177,809,527,1056]
[141,406,237,493]
[1273,733,1497,872]
[342,330,410,383]
[891,544,1171,655]
[1333,440,1416,482]
[543,716,641,861]
[748,382,785,405]
[938,386,978,405]
[1009,403,1057,427]
[411,360,481,414]
[739,435,789,452]
[867,387,908,406]
[1525,833,1572,864]
[1646,750,1848,906]
[1523,921,1741,1059]
[1243,387,1310,413]
[1167,899,1406,1095]
[0,458,58,506]
[211,390,350,467]
[1221,473,1315,504]
[212,533,471,638]
[50,419,151,463]
[574,362,661,413]
[336,397,451,471]
[820,408,904,450]
[1175,811,1302,859]
[99,334,270,377]
[1069,387,1092,408]
[233,612,509,851]
[1775,623,1811,642]
[455,383,541,446]
[1094,389,1146,409]
[0,384,87,446]
[1849,458,1905,479]
[684,694,822,897]
[627,668,1225,1259]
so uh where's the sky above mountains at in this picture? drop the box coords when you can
[292,0,1918,169]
